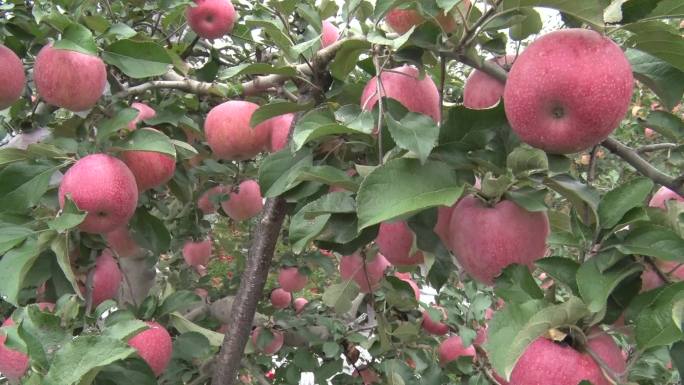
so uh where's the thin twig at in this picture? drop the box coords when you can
[636,143,677,154]
[587,145,599,185]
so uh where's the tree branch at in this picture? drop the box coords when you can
[635,143,677,154]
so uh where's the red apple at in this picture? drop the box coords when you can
[449,195,549,284]
[504,29,633,154]
[649,186,684,209]
[58,154,139,234]
[265,113,294,152]
[221,179,264,221]
[34,44,106,112]
[644,127,656,139]
[321,20,340,48]
[395,272,420,300]
[463,55,516,109]
[105,225,142,258]
[293,297,308,314]
[434,205,456,248]
[360,65,440,123]
[127,321,173,377]
[120,129,176,191]
[251,327,284,355]
[90,249,122,307]
[422,306,449,335]
[439,335,475,366]
[386,8,424,34]
[0,303,55,380]
[198,185,230,214]
[509,330,626,385]
[205,100,271,160]
[186,0,237,39]
[0,44,25,110]
[376,221,424,266]
[278,267,308,293]
[641,261,684,291]
[270,288,292,309]
[127,102,156,130]
[182,239,212,267]
[339,252,391,293]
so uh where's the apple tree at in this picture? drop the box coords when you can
[0,0,684,384]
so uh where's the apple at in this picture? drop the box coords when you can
[463,55,516,109]
[89,249,123,307]
[265,113,295,152]
[434,205,456,248]
[339,252,391,293]
[204,100,271,160]
[251,327,284,355]
[360,65,441,123]
[321,20,340,48]
[509,330,626,385]
[270,288,292,309]
[395,272,420,300]
[644,127,656,138]
[127,321,173,377]
[0,303,55,380]
[0,44,25,110]
[504,29,633,154]
[439,335,475,366]
[221,179,264,221]
[186,0,237,39]
[293,297,308,314]
[449,195,549,284]
[278,267,308,293]
[34,44,106,112]
[386,2,469,34]
[641,261,684,291]
[376,221,424,266]
[198,185,230,214]
[105,225,142,258]
[649,186,684,209]
[59,154,138,234]
[120,130,176,191]
[182,239,212,267]
[127,102,156,130]
[422,306,450,335]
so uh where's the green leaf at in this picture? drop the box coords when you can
[622,0,684,23]
[289,209,331,254]
[102,319,149,341]
[506,146,548,176]
[96,108,139,142]
[639,110,684,142]
[598,177,653,229]
[509,8,543,40]
[356,158,464,231]
[544,174,599,226]
[129,208,171,255]
[157,290,201,317]
[0,161,57,214]
[330,39,372,79]
[627,48,684,111]
[93,358,157,385]
[647,0,684,19]
[495,264,544,303]
[245,19,293,51]
[169,312,224,347]
[0,237,42,306]
[505,187,548,212]
[48,195,87,232]
[626,283,684,350]
[250,101,312,127]
[576,252,642,313]
[112,128,176,158]
[386,112,439,164]
[322,281,360,314]
[535,257,580,295]
[43,336,135,385]
[50,235,83,299]
[302,192,357,219]
[616,224,684,261]
[102,40,172,78]
[258,149,313,197]
[0,226,34,254]
[0,148,29,167]
[501,0,604,27]
[625,21,684,72]
[293,108,369,151]
[296,166,360,192]
[335,105,375,134]
[217,63,297,80]
[171,139,199,160]
[18,305,71,371]
[173,332,212,362]
[52,23,97,55]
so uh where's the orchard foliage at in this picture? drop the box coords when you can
[0,0,683,385]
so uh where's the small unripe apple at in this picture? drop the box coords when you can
[120,129,176,191]
[127,321,173,377]
[449,195,549,284]
[376,221,424,266]
[439,335,475,366]
[105,225,142,258]
[0,303,55,380]
[90,249,123,307]
[649,186,684,209]
[504,29,633,154]
[205,101,271,160]
[321,20,339,48]
[278,267,308,293]
[251,327,284,355]
[422,306,449,335]
[182,239,212,267]
[394,272,420,300]
[339,252,391,293]
[59,154,138,234]
[127,103,156,130]
[0,44,25,110]
[463,55,516,109]
[186,0,237,39]
[198,185,230,214]
[361,65,441,123]
[270,288,292,309]
[34,44,106,112]
[221,179,264,221]
[265,113,294,152]
[293,297,308,314]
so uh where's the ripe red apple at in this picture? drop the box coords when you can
[186,0,237,39]
[449,195,549,284]
[395,272,420,300]
[270,288,292,309]
[127,102,156,130]
[422,306,449,335]
[34,44,106,112]
[339,252,391,293]
[434,205,456,248]
[509,330,626,385]
[89,249,122,307]
[58,154,139,234]
[293,297,308,314]
[386,8,424,34]
[278,267,308,293]
[182,239,212,267]
[641,261,684,291]
[0,45,25,110]
[221,179,264,221]
[205,100,271,160]
[321,20,339,48]
[504,29,633,154]
[649,186,684,209]
[439,335,475,366]
[127,321,173,377]
[463,55,516,109]
[360,65,441,123]
[251,327,284,355]
[376,221,424,266]
[0,303,54,380]
[198,185,230,214]
[120,130,176,191]
[105,225,142,258]
[265,113,294,152]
